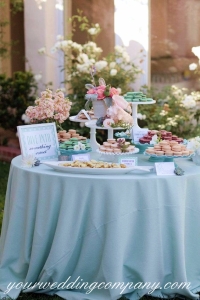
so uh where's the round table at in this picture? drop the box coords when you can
[1,155,200,300]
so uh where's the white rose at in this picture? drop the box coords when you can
[122,52,130,62]
[34,74,42,82]
[21,114,30,124]
[88,28,97,35]
[192,46,200,59]
[38,47,46,54]
[60,40,70,50]
[56,35,64,41]
[76,63,90,73]
[109,62,116,68]
[182,95,196,109]
[72,42,82,51]
[189,63,197,71]
[110,69,117,76]
[116,87,121,94]
[114,45,124,53]
[77,53,89,63]
[95,60,108,71]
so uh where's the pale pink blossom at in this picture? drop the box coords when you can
[25,89,72,124]
[109,87,119,97]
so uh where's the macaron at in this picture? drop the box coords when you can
[103,142,111,147]
[110,144,118,148]
[58,130,66,134]
[71,134,80,137]
[105,149,113,153]
[164,151,174,156]
[155,151,164,156]
[70,137,78,141]
[146,149,155,154]
[68,129,76,133]
[173,151,182,156]
[107,139,116,144]
[182,151,189,156]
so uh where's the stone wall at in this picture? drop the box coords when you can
[151,0,200,75]
[72,0,115,56]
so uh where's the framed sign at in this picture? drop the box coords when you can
[17,123,59,160]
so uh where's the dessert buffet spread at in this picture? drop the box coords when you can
[22,86,199,174]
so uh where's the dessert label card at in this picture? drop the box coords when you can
[155,162,175,176]
[72,153,90,161]
[132,128,148,142]
[119,157,138,167]
[17,123,59,160]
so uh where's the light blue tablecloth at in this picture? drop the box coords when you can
[1,155,200,300]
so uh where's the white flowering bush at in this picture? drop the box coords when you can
[138,85,200,138]
[40,11,142,116]
[187,136,200,155]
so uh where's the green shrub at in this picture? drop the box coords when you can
[0,71,37,130]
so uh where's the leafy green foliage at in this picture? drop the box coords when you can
[0,71,37,130]
[0,0,24,59]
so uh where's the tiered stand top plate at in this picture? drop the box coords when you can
[85,120,125,130]
[129,100,156,105]
[69,116,96,123]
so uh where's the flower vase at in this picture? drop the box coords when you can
[92,99,107,118]
[192,151,200,165]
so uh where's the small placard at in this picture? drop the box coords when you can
[71,153,90,161]
[119,156,138,167]
[17,123,59,160]
[132,128,148,142]
[155,162,175,176]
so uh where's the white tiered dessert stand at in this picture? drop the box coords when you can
[69,99,156,151]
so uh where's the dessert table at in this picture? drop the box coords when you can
[1,155,200,300]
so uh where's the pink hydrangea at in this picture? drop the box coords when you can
[109,87,119,97]
[25,89,72,124]
[87,85,119,100]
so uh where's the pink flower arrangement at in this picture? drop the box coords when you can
[25,89,72,125]
[87,85,119,100]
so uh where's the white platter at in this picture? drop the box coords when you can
[43,161,152,174]
[128,100,156,105]
[43,161,137,175]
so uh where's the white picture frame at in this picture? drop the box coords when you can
[17,123,59,160]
